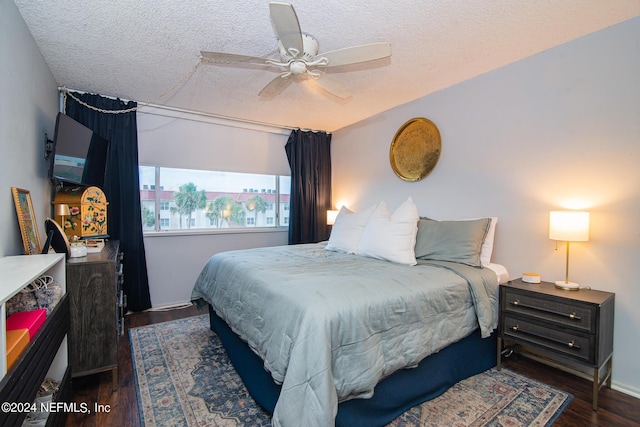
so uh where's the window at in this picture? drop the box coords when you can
[140,166,290,232]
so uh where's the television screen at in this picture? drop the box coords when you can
[50,113,109,188]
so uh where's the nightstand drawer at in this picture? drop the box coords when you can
[502,315,593,363]
[502,288,594,333]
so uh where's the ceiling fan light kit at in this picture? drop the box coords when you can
[200,2,391,99]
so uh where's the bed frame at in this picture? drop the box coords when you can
[209,305,497,427]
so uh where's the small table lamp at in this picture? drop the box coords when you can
[54,204,71,231]
[549,210,590,290]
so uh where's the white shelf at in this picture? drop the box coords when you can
[0,253,66,376]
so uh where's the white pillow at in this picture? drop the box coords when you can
[480,217,497,267]
[357,198,419,265]
[326,204,376,254]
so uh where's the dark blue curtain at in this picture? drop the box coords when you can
[65,92,152,312]
[285,129,332,244]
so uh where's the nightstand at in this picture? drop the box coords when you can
[497,278,614,410]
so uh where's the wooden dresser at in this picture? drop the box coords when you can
[497,278,614,410]
[66,240,124,391]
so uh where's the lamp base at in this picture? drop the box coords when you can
[555,280,580,291]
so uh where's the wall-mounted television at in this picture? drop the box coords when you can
[49,113,110,188]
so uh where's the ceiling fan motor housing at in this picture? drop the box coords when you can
[278,34,319,61]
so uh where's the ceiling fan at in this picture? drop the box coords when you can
[200,2,391,100]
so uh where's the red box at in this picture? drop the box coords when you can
[6,309,47,339]
[6,328,29,370]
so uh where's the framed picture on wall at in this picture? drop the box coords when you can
[11,187,42,255]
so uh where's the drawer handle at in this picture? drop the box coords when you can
[510,325,581,350]
[509,300,582,321]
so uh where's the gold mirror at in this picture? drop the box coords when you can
[390,118,441,181]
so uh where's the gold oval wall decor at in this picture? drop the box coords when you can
[390,117,441,181]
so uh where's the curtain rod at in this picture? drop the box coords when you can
[59,86,134,104]
[139,103,298,132]
[57,87,326,134]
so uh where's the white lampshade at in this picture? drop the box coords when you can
[549,211,589,242]
[327,210,339,226]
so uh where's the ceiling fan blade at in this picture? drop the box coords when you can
[269,2,303,56]
[308,71,351,99]
[319,42,391,68]
[259,74,293,100]
[200,51,270,66]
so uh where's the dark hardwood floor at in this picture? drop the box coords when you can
[65,306,640,426]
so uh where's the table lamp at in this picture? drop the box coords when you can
[327,210,339,226]
[549,210,590,290]
[54,204,70,230]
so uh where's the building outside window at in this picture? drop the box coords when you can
[139,166,290,232]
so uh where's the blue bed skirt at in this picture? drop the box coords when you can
[209,305,497,427]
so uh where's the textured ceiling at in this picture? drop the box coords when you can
[13,1,640,132]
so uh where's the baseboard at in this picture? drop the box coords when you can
[130,302,194,314]
[611,383,640,400]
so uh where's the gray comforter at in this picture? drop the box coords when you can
[191,243,499,427]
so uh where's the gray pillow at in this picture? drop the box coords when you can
[414,218,491,267]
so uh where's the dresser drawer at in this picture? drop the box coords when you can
[502,314,594,364]
[502,287,594,333]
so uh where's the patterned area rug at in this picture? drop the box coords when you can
[130,315,572,426]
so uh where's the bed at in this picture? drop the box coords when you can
[191,201,508,427]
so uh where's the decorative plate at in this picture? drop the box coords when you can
[389,117,441,181]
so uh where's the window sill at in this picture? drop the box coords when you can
[143,227,288,238]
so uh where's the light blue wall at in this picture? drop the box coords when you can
[0,0,58,257]
[332,17,640,398]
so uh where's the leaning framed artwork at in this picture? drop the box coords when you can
[11,187,42,255]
